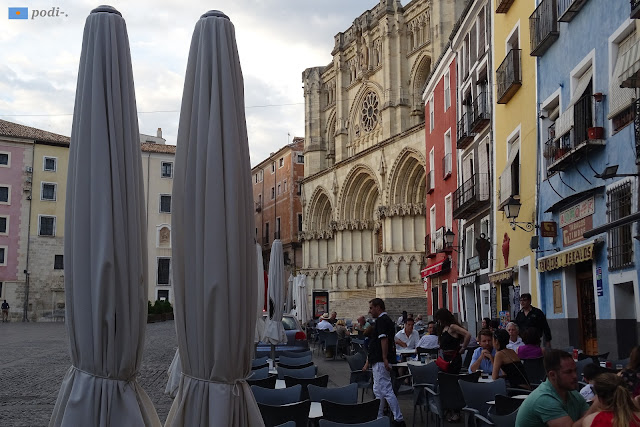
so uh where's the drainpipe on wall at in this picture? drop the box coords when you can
[23,142,35,322]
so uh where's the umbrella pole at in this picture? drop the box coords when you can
[270,344,275,362]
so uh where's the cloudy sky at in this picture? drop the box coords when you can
[0,0,380,165]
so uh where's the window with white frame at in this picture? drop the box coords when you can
[271,187,275,199]
[0,216,7,234]
[297,154,304,163]
[445,194,452,231]
[0,152,9,167]
[271,162,275,173]
[161,161,173,178]
[277,184,281,195]
[159,195,171,213]
[465,225,475,273]
[41,182,57,201]
[279,157,284,168]
[429,95,434,132]
[0,246,6,266]
[609,28,637,132]
[0,185,9,204]
[157,257,171,285]
[444,71,451,111]
[39,215,56,236]
[444,130,452,178]
[43,157,57,172]
[284,180,288,192]
[430,205,436,252]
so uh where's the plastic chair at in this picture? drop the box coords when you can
[277,365,316,380]
[279,354,313,366]
[257,400,311,427]
[474,407,519,427]
[324,332,339,360]
[319,418,391,427]
[408,362,439,427]
[278,361,314,370]
[575,358,593,380]
[494,394,524,416]
[316,329,329,356]
[251,366,271,380]
[522,357,546,385]
[425,371,481,427]
[251,384,302,405]
[320,399,380,424]
[462,347,476,372]
[284,374,329,400]
[458,378,507,427]
[345,352,373,402]
[252,356,269,368]
[308,383,358,404]
[281,349,312,359]
[274,422,296,427]
[247,374,277,389]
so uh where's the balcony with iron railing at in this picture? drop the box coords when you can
[471,92,491,132]
[496,0,515,13]
[544,94,606,173]
[442,153,452,179]
[530,0,559,57]
[457,112,475,149]
[426,169,435,193]
[635,99,640,164]
[452,173,491,220]
[632,0,640,19]
[496,49,522,104]
[558,0,588,22]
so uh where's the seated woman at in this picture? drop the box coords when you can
[517,327,544,360]
[492,329,530,389]
[583,372,640,427]
[335,319,350,357]
[619,345,640,399]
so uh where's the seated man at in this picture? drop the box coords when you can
[469,329,495,374]
[394,317,419,349]
[506,322,524,351]
[317,312,335,332]
[414,314,424,327]
[416,321,439,349]
[516,349,598,426]
[329,311,338,325]
[353,315,371,332]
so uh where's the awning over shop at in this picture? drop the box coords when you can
[421,258,451,278]
[488,268,513,284]
[610,31,638,117]
[544,186,603,213]
[537,240,596,272]
[457,273,478,286]
[621,36,640,88]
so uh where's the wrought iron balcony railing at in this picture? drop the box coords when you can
[632,0,640,19]
[635,99,640,164]
[452,173,491,220]
[457,112,474,149]
[471,92,491,132]
[496,0,515,13]
[530,0,559,57]
[558,0,588,22]
[496,49,522,104]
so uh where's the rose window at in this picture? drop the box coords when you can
[360,91,379,133]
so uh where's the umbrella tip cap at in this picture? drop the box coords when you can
[201,10,229,20]
[91,5,122,16]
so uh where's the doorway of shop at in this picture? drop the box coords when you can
[576,261,597,355]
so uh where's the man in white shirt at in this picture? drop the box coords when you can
[317,312,335,332]
[505,322,524,351]
[417,321,439,349]
[394,317,419,349]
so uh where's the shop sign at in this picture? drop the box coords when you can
[488,268,514,283]
[559,197,595,228]
[538,243,594,272]
[540,221,558,238]
[562,215,593,246]
[467,256,481,272]
[596,267,603,297]
[421,258,451,278]
[423,275,429,292]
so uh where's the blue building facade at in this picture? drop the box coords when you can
[535,0,640,359]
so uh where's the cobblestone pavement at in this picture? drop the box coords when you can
[0,320,177,426]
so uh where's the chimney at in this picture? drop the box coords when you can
[157,128,162,138]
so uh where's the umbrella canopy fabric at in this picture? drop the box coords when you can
[49,6,160,427]
[294,274,311,325]
[261,240,287,345]
[286,274,294,314]
[165,349,181,398]
[255,243,265,343]
[165,10,262,426]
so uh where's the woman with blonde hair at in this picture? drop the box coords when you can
[335,319,350,357]
[583,372,640,427]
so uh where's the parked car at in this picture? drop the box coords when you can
[256,314,309,357]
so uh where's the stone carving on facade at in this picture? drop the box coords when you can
[376,202,425,219]
[158,226,170,246]
[331,170,339,195]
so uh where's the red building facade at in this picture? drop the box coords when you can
[423,49,460,317]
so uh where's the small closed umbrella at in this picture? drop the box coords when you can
[261,240,287,353]
[255,243,265,343]
[286,273,295,313]
[295,273,311,326]
[165,10,262,426]
[49,6,160,426]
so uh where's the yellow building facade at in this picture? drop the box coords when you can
[491,0,538,320]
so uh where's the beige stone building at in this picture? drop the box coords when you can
[140,129,176,304]
[300,0,466,319]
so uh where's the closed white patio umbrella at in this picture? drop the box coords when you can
[49,6,160,426]
[255,243,265,343]
[261,240,287,350]
[165,10,262,426]
[295,273,311,326]
[286,273,295,314]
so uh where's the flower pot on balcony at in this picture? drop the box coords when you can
[554,148,568,160]
[588,127,604,140]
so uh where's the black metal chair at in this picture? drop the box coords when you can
[284,374,329,401]
[247,374,277,389]
[251,384,302,405]
[257,400,311,427]
[277,365,316,380]
[308,383,358,404]
[320,399,380,424]
[575,358,594,380]
[522,357,546,385]
[494,394,524,416]
[319,418,391,427]
[461,347,477,372]
[274,422,296,427]
[408,362,439,427]
[474,407,520,427]
[345,352,373,402]
[324,331,339,360]
[250,366,271,380]
[458,378,507,427]
[281,349,312,359]
[279,354,313,366]
[425,371,481,427]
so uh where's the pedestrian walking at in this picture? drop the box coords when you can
[515,293,552,347]
[1,300,9,322]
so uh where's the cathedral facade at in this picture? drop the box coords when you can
[300,0,465,319]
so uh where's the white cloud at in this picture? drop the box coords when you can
[0,0,379,165]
